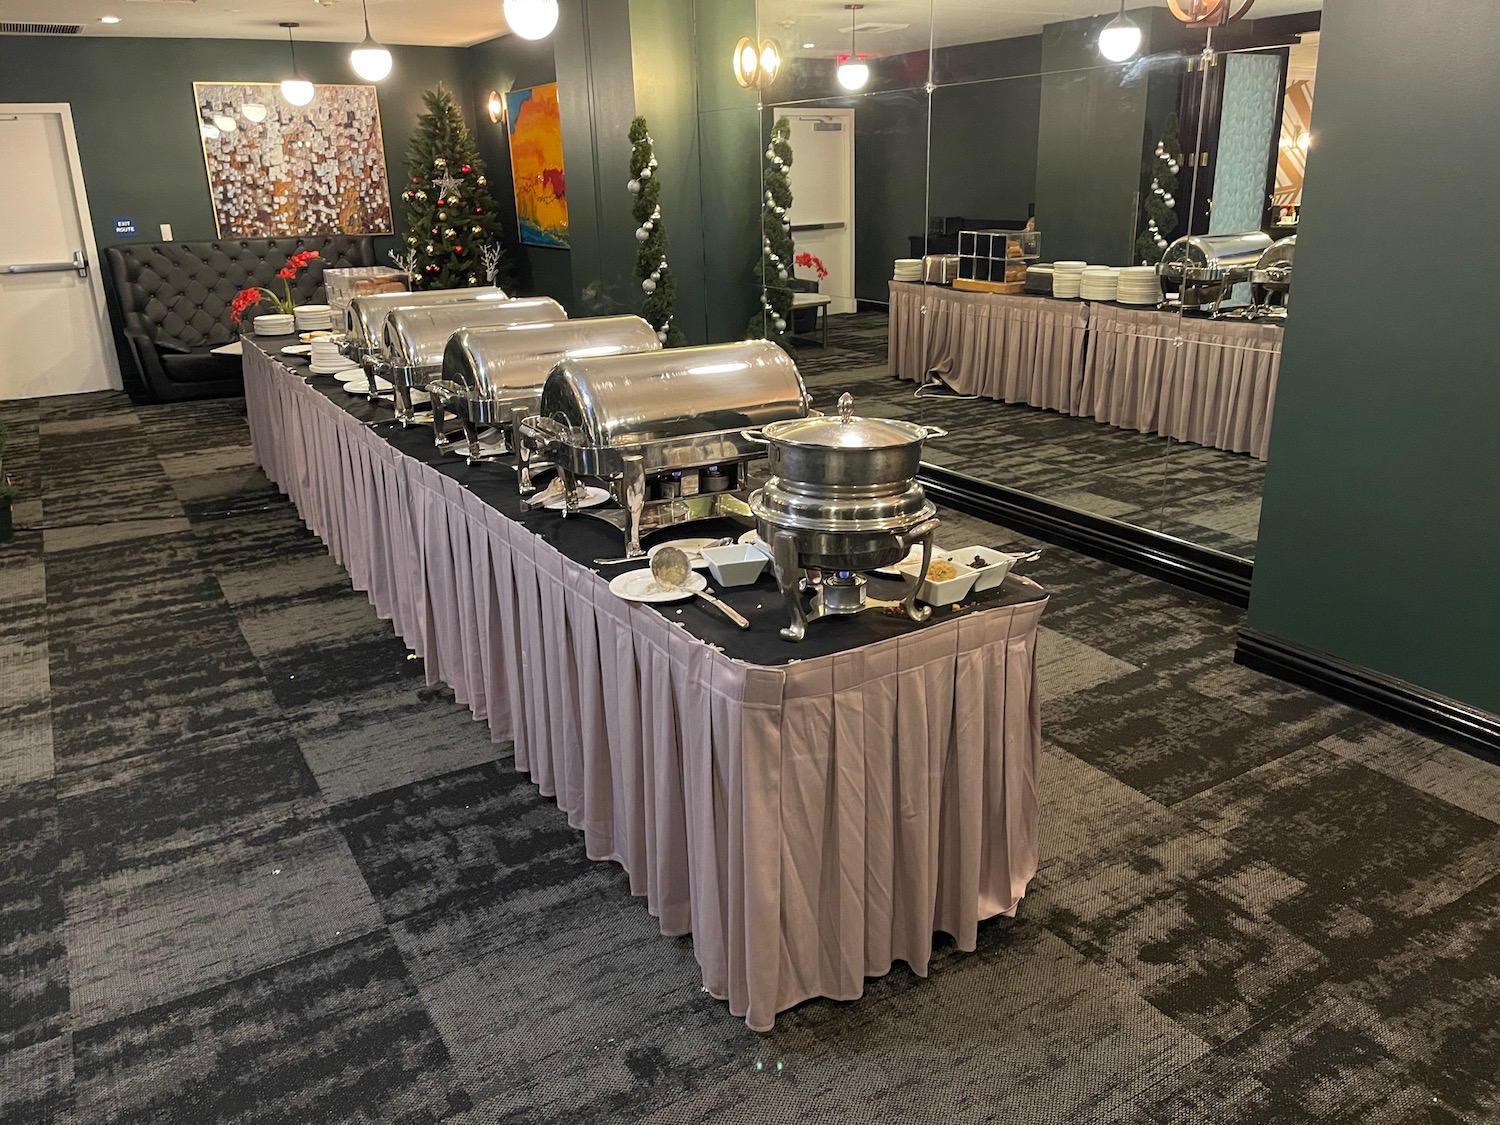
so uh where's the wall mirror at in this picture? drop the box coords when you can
[739,0,1323,568]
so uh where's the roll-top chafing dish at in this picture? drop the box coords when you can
[518,341,810,558]
[379,297,567,422]
[430,316,661,461]
[338,287,507,367]
[1250,235,1295,318]
[1157,231,1273,315]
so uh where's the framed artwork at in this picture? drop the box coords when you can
[505,83,569,248]
[193,81,393,237]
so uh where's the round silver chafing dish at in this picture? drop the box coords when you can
[749,394,943,641]
[379,297,566,422]
[1250,235,1295,317]
[338,287,507,365]
[430,316,662,460]
[1157,231,1273,314]
[518,340,810,558]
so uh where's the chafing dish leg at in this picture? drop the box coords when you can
[622,455,645,557]
[771,530,807,642]
[393,383,412,426]
[513,408,537,493]
[899,519,940,624]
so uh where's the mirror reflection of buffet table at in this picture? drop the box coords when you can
[240,337,1049,1033]
[889,281,1282,460]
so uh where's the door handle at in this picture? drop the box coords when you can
[2,250,89,277]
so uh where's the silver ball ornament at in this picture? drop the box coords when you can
[773,317,786,333]
[635,227,649,242]
[643,278,657,294]
[640,168,652,179]
[627,179,641,194]
[777,269,787,280]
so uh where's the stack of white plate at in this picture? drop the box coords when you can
[1080,266,1120,302]
[1116,265,1166,305]
[294,304,333,332]
[253,313,295,336]
[893,258,922,282]
[309,339,350,374]
[1051,261,1087,299]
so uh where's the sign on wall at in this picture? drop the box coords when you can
[505,83,568,248]
[193,81,393,238]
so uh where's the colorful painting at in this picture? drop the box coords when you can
[505,83,569,248]
[194,81,392,238]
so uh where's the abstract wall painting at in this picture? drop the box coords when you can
[194,81,392,237]
[505,83,569,248]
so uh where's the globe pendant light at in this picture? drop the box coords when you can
[1166,0,1257,26]
[349,0,393,82]
[1098,0,1142,61]
[279,22,315,107]
[835,4,869,92]
[503,0,559,41]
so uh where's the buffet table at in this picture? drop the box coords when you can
[888,281,1282,459]
[241,339,1048,1032]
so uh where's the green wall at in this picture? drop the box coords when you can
[1248,0,1500,714]
[0,35,471,264]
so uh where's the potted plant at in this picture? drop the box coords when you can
[230,250,321,330]
[790,252,828,334]
[0,415,17,544]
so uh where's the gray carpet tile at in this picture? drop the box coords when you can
[1,385,1497,1123]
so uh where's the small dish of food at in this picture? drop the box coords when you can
[950,546,1017,592]
[897,555,979,606]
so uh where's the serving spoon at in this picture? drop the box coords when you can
[650,546,750,629]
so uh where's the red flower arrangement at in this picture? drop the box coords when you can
[230,250,321,323]
[794,252,828,281]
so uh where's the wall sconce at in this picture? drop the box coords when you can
[487,90,505,124]
[1166,0,1256,26]
[733,36,782,89]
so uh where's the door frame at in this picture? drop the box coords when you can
[0,101,122,392]
[774,105,856,315]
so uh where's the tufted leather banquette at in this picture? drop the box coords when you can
[106,236,375,401]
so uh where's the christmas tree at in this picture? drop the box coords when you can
[400,87,505,290]
[748,117,795,347]
[627,117,687,347]
[1136,113,1182,265]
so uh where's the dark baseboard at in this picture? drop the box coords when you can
[917,463,1253,607]
[1236,629,1500,760]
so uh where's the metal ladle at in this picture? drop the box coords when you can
[650,546,751,630]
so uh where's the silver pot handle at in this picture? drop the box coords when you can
[518,414,568,451]
[922,425,948,439]
[897,517,941,549]
[740,428,768,444]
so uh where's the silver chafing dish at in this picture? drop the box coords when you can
[1250,235,1295,318]
[748,394,943,641]
[1157,231,1273,315]
[430,316,661,462]
[338,287,507,367]
[379,297,567,423]
[518,341,810,558]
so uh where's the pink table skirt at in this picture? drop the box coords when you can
[888,281,1089,414]
[243,342,1048,1032]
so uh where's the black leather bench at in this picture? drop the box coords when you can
[106,236,375,402]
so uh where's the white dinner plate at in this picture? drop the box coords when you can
[608,567,708,604]
[647,537,720,569]
[543,484,611,510]
[332,368,370,383]
[736,529,775,558]
[345,375,393,393]
[281,344,312,356]
[210,341,244,356]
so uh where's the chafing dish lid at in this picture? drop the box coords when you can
[539,340,809,448]
[381,296,567,366]
[1254,234,1296,270]
[343,286,507,345]
[1159,232,1274,276]
[442,316,660,393]
[761,393,927,448]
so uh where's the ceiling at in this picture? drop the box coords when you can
[0,0,511,47]
[0,0,1322,53]
[761,0,1324,59]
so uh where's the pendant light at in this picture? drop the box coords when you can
[1098,0,1142,61]
[835,4,869,92]
[503,0,559,41]
[349,0,393,82]
[1166,0,1256,26]
[279,22,315,107]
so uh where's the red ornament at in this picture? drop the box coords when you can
[475,207,483,214]
[412,177,420,184]
[461,164,472,174]
[432,228,439,235]
[454,245,465,254]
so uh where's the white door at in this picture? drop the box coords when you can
[777,108,855,315]
[0,104,120,399]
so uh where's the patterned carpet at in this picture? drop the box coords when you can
[792,313,1267,560]
[2,387,1498,1123]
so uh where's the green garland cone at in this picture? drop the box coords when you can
[1137,112,1182,266]
[401,87,507,290]
[748,117,795,350]
[628,116,688,347]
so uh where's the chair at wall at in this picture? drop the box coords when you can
[105,236,376,402]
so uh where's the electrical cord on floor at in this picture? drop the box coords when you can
[913,376,980,401]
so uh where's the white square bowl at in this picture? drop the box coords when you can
[948,546,1017,592]
[898,556,979,606]
[700,543,768,587]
